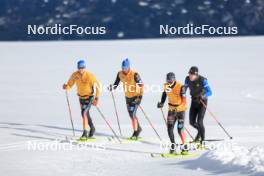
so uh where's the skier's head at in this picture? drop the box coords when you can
[77,60,86,73]
[121,58,130,74]
[188,66,199,81]
[166,72,176,84]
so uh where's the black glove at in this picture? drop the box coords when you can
[193,94,206,103]
[157,102,164,108]
[108,84,114,91]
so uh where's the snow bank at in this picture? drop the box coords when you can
[206,144,264,175]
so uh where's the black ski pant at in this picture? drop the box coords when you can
[79,96,94,130]
[126,96,142,131]
[189,99,207,141]
[167,110,185,144]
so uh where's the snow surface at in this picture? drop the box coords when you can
[205,144,264,174]
[0,37,264,176]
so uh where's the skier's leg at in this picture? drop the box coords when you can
[189,101,200,140]
[177,111,189,155]
[189,101,199,128]
[126,96,143,138]
[197,99,207,142]
[127,105,138,130]
[133,99,142,134]
[167,110,176,153]
[126,97,140,129]
[177,111,186,144]
[80,99,89,138]
[126,97,139,138]
[167,112,176,143]
[85,96,95,137]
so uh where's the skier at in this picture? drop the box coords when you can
[63,60,101,140]
[108,58,144,139]
[157,72,188,154]
[184,66,212,143]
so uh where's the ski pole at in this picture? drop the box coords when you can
[139,105,162,141]
[160,108,167,126]
[96,106,122,143]
[160,108,194,140]
[65,91,75,137]
[184,127,194,141]
[110,91,122,136]
[200,100,233,139]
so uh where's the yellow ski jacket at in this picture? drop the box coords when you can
[65,70,101,99]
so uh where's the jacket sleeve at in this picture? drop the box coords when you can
[161,83,168,104]
[202,79,212,97]
[184,77,189,91]
[112,72,120,89]
[66,73,76,90]
[160,91,167,104]
[134,72,144,86]
[91,75,101,98]
[134,72,144,95]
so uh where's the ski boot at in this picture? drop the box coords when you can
[191,134,201,143]
[197,140,206,150]
[130,125,142,140]
[169,143,176,154]
[130,131,137,140]
[89,126,95,138]
[180,144,189,155]
[134,125,142,138]
[80,130,88,141]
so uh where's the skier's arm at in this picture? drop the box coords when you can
[95,80,101,98]
[202,79,212,97]
[134,73,144,87]
[158,84,167,108]
[160,91,167,104]
[134,72,144,96]
[93,78,101,98]
[180,86,187,105]
[176,86,187,111]
[184,77,189,91]
[112,73,120,89]
[65,73,77,90]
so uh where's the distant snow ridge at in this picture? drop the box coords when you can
[207,145,264,174]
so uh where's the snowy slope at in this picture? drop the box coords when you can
[0,37,264,176]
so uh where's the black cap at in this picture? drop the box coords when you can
[188,66,199,75]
